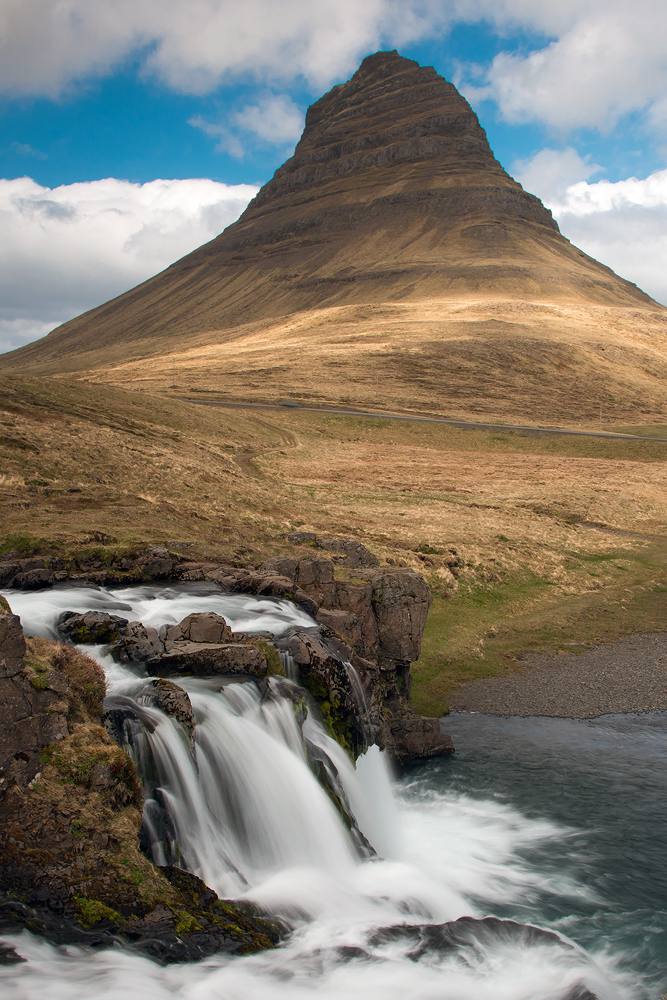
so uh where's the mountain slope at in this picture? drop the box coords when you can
[3,50,667,423]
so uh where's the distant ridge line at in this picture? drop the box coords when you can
[183,399,667,443]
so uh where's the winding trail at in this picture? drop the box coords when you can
[231,416,298,478]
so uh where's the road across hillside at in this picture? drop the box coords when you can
[184,399,667,444]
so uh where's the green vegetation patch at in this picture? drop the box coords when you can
[75,897,124,929]
[251,638,285,676]
[299,673,353,755]
[412,545,667,717]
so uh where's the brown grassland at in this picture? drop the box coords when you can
[1,373,666,717]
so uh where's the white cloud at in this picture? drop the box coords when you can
[0,176,257,354]
[190,93,304,159]
[3,1,667,136]
[514,150,667,306]
[0,0,447,98]
[513,147,602,201]
[459,0,667,131]
[233,95,304,146]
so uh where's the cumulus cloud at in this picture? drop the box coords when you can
[513,147,602,201]
[460,0,667,131]
[190,93,304,159]
[514,151,667,305]
[0,0,446,97]
[3,1,667,134]
[0,176,257,354]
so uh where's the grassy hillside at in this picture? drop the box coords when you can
[2,374,666,715]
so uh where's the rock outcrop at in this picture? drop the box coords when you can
[2,539,454,763]
[0,611,281,961]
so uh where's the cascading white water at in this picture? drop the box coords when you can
[0,584,643,999]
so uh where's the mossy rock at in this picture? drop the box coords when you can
[251,638,285,676]
[23,637,106,721]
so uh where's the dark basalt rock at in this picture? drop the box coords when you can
[152,679,196,741]
[0,618,281,963]
[148,641,269,678]
[0,866,282,964]
[57,610,129,644]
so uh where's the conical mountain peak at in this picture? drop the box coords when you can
[248,48,540,221]
[2,51,664,429]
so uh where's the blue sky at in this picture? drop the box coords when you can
[1,0,667,353]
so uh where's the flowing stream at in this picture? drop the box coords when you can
[1,583,665,999]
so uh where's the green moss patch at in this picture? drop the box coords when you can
[75,897,124,929]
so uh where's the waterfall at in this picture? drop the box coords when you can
[0,583,648,1000]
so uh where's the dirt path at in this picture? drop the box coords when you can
[232,418,298,478]
[449,632,667,718]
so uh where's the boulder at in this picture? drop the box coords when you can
[152,680,195,741]
[0,563,18,588]
[315,536,379,569]
[165,612,232,646]
[387,712,455,764]
[371,569,432,664]
[286,531,317,544]
[111,621,164,663]
[147,642,268,678]
[136,545,174,579]
[260,556,335,606]
[13,568,54,590]
[57,611,129,644]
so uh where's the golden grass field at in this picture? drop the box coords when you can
[10,297,667,428]
[2,373,666,716]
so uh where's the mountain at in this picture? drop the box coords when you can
[3,50,667,423]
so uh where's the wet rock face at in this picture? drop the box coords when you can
[276,627,383,754]
[57,610,128,644]
[0,614,67,791]
[152,680,195,742]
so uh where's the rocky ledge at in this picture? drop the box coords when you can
[0,535,454,762]
[0,608,281,961]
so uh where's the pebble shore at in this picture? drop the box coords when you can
[448,632,667,718]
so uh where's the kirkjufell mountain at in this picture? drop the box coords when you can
[4,51,667,421]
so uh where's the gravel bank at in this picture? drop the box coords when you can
[448,632,667,718]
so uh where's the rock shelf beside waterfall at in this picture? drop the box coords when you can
[0,611,282,961]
